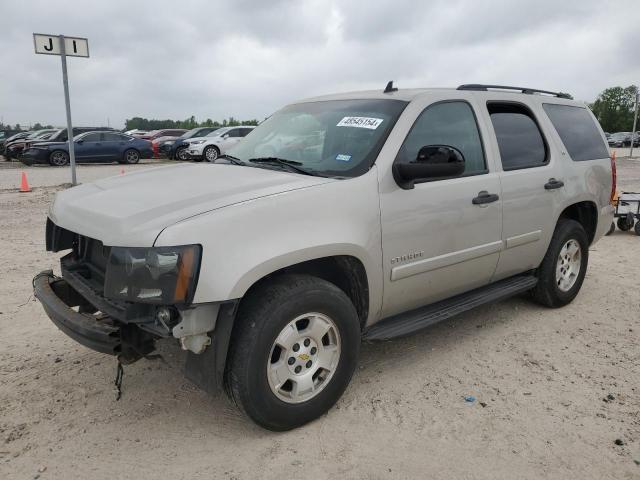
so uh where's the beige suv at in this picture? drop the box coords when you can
[34,83,614,430]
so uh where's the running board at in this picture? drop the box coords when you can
[364,274,538,341]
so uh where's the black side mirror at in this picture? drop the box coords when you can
[393,145,465,189]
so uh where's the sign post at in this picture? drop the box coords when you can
[33,33,89,186]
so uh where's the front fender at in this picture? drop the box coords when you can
[154,168,383,321]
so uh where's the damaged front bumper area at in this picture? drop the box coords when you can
[34,220,241,393]
[33,268,156,363]
[33,271,121,355]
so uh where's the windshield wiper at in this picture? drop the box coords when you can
[248,157,318,176]
[217,154,245,165]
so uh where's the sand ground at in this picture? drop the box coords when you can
[0,155,638,479]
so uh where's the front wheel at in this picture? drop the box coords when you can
[175,146,189,161]
[49,150,69,166]
[123,149,140,164]
[203,145,219,162]
[226,274,360,431]
[532,219,589,308]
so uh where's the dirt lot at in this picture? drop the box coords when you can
[1,156,639,479]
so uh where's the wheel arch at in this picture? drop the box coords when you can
[239,254,370,330]
[557,201,598,244]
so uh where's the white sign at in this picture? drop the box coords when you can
[33,34,89,58]
[336,116,383,130]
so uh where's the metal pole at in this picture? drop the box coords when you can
[630,92,639,159]
[59,35,77,185]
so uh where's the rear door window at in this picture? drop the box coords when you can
[542,104,609,161]
[488,103,547,170]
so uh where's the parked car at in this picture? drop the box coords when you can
[160,127,221,160]
[124,129,149,137]
[33,83,614,431]
[138,129,188,141]
[4,129,58,159]
[607,131,640,147]
[1,131,30,156]
[20,127,115,156]
[184,126,255,161]
[21,131,152,166]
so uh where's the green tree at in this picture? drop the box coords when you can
[590,85,638,133]
[32,122,44,130]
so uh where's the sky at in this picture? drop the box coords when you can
[1,0,639,129]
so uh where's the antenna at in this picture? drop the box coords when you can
[383,81,398,93]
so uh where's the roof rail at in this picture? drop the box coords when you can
[457,84,573,100]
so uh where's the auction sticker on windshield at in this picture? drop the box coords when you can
[336,117,383,129]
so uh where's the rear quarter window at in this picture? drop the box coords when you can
[542,104,609,161]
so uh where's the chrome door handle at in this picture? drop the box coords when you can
[472,191,500,205]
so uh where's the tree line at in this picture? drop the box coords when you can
[124,116,260,131]
[589,85,638,133]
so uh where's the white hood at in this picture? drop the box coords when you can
[50,163,333,246]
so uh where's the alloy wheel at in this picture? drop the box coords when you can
[267,312,341,404]
[555,239,581,292]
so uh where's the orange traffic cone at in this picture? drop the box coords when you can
[19,172,31,193]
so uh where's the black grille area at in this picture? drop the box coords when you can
[73,235,111,286]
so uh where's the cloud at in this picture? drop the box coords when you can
[0,0,638,128]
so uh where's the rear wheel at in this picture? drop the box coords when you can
[203,145,219,162]
[49,150,69,166]
[123,149,140,164]
[226,274,360,431]
[634,221,640,236]
[532,219,588,308]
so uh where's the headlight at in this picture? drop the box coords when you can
[190,140,205,145]
[104,245,201,305]
[164,140,175,145]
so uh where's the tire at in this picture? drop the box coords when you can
[123,149,140,164]
[634,221,640,236]
[605,222,615,236]
[203,145,219,162]
[532,219,589,308]
[226,274,360,431]
[617,217,632,231]
[174,146,188,161]
[49,150,69,166]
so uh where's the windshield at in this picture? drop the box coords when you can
[227,99,407,178]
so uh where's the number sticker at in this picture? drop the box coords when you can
[336,117,383,130]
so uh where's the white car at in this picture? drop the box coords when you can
[184,126,255,161]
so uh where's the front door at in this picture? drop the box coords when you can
[75,132,107,161]
[379,98,503,317]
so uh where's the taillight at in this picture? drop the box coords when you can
[610,151,617,205]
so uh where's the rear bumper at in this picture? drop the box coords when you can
[33,271,121,355]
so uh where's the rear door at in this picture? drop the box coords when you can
[102,133,128,160]
[379,96,503,317]
[480,99,565,280]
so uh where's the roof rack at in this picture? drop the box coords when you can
[457,84,573,100]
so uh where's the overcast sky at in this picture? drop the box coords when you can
[1,0,639,129]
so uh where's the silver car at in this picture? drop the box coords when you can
[184,126,255,161]
[34,83,614,431]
